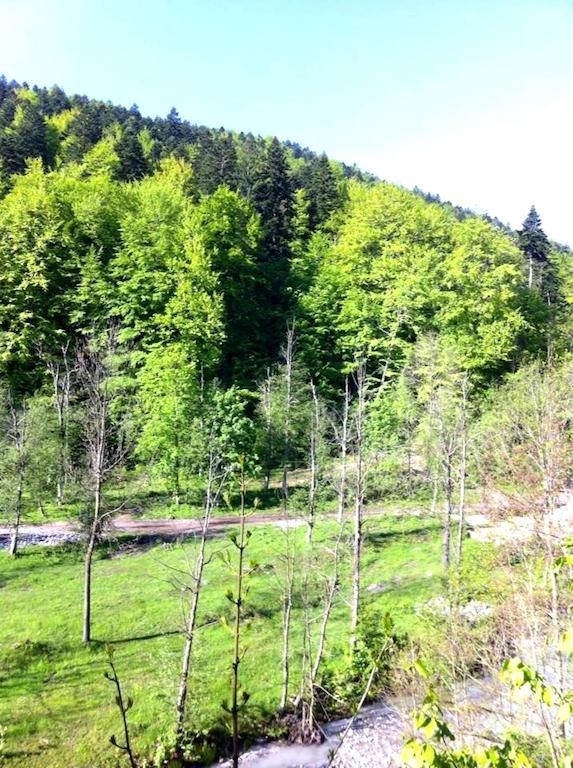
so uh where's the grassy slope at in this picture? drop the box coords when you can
[0,514,490,767]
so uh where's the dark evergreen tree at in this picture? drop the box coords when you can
[253,137,293,262]
[62,102,105,163]
[0,75,11,108]
[216,131,238,189]
[159,107,197,157]
[192,131,238,195]
[0,94,49,175]
[518,206,551,290]
[128,103,142,125]
[46,85,70,115]
[252,137,294,355]
[236,132,265,200]
[116,121,148,181]
[308,153,339,227]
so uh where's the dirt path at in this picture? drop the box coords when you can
[0,512,308,549]
[109,512,304,536]
[0,502,439,544]
[5,494,546,550]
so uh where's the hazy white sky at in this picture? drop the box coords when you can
[1,0,572,244]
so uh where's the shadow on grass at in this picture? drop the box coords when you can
[3,745,52,760]
[364,522,441,550]
[94,629,181,645]
[101,529,231,557]
[0,544,85,589]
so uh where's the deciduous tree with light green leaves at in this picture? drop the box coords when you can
[135,343,200,504]
[298,181,527,388]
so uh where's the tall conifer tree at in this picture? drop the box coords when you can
[518,206,550,291]
[309,153,338,227]
[252,137,294,356]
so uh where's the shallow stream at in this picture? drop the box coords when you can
[215,701,405,768]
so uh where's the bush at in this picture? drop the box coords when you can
[318,609,405,716]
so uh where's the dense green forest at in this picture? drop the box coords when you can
[0,75,568,394]
[2,76,573,768]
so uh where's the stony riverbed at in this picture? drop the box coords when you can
[216,703,407,768]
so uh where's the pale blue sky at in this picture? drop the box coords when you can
[1,0,572,244]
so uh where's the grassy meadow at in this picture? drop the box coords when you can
[0,509,485,767]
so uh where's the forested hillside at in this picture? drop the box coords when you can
[2,76,573,768]
[0,77,568,390]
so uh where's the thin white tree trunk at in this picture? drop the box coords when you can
[83,478,100,644]
[337,376,350,523]
[350,360,366,650]
[307,380,319,543]
[456,376,469,571]
[262,367,272,492]
[280,562,294,710]
[528,254,534,289]
[280,323,295,711]
[79,333,121,645]
[8,398,26,557]
[9,460,25,557]
[175,452,224,740]
[311,524,344,685]
[46,341,71,506]
[442,457,453,571]
[231,465,247,767]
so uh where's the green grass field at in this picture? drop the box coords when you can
[0,512,491,767]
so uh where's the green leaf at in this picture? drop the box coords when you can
[558,630,573,655]
[414,659,430,680]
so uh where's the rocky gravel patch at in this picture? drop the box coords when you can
[216,703,407,768]
[0,532,80,549]
[0,524,80,550]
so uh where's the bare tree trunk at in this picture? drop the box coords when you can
[9,455,25,557]
[280,564,293,711]
[45,341,72,506]
[456,375,469,573]
[54,362,65,507]
[199,362,205,463]
[83,478,101,644]
[280,323,295,710]
[261,367,272,492]
[528,254,534,289]
[307,379,319,544]
[300,592,313,741]
[309,523,345,723]
[456,438,467,570]
[407,444,413,497]
[175,449,223,741]
[173,433,180,506]
[350,360,366,650]
[78,333,123,645]
[442,457,453,571]
[231,464,247,768]
[8,397,27,557]
[436,395,457,575]
[430,474,439,515]
[297,524,343,744]
[337,376,350,523]
[281,325,294,502]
